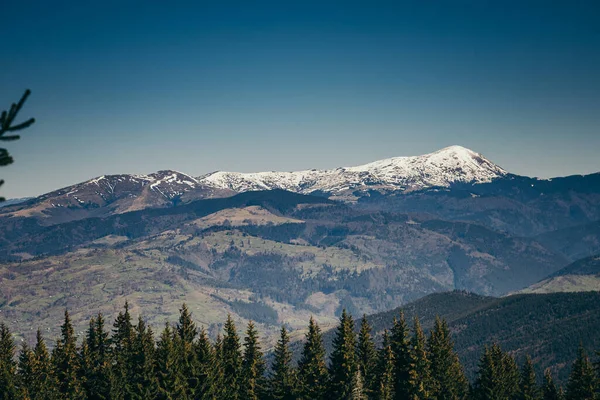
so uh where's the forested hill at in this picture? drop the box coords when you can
[314,290,600,382]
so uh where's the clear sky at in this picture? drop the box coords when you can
[1,0,599,198]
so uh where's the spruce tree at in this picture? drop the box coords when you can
[175,304,198,397]
[473,343,519,400]
[375,330,394,400]
[129,316,158,400]
[31,329,58,400]
[328,309,357,399]
[297,317,328,400]
[155,323,186,400]
[204,333,226,400]
[565,345,597,400]
[270,326,297,400]
[82,314,111,400]
[390,312,415,400]
[52,310,85,399]
[427,316,468,400]
[519,356,540,400]
[350,368,367,400]
[502,350,521,399]
[241,321,267,400]
[193,327,212,398]
[16,342,35,400]
[356,315,377,397]
[0,323,16,400]
[111,302,135,399]
[412,316,433,399]
[542,369,562,400]
[222,315,243,400]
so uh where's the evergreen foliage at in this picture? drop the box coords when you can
[412,316,433,399]
[155,323,186,399]
[356,315,377,397]
[390,311,416,399]
[0,303,598,400]
[130,316,158,399]
[174,304,198,397]
[519,356,541,400]
[31,330,58,399]
[0,323,17,400]
[81,313,111,399]
[542,369,563,400]
[427,316,469,400]
[111,302,135,399]
[349,368,367,400]
[328,309,357,399]
[375,330,395,400]
[270,326,297,400]
[241,321,267,400]
[221,315,243,400]
[52,310,85,399]
[297,317,328,400]
[472,343,520,400]
[565,345,597,400]
[0,90,35,202]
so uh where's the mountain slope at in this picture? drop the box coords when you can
[519,255,600,294]
[199,146,507,199]
[312,291,600,382]
[0,170,231,226]
[535,220,600,260]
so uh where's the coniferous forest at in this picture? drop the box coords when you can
[1,304,599,400]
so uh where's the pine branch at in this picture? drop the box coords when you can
[0,89,35,202]
[0,89,35,141]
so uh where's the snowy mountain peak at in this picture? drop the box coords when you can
[197,146,507,197]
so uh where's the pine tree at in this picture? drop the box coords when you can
[52,310,85,399]
[16,342,35,400]
[270,326,297,400]
[503,350,521,399]
[542,369,562,400]
[203,333,226,400]
[175,304,198,397]
[193,327,212,399]
[412,316,433,399]
[31,329,58,400]
[222,315,243,400]
[328,309,357,399]
[427,316,468,400]
[356,315,377,397]
[350,368,367,400]
[565,345,597,400]
[240,321,267,400]
[297,317,328,400]
[111,302,135,399]
[375,330,394,400]
[0,323,16,400]
[390,312,415,400]
[129,316,158,400]
[155,323,186,400]
[519,356,540,400]
[82,314,111,400]
[473,343,519,400]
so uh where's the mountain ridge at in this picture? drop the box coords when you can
[198,145,508,197]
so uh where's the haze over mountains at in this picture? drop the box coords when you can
[1,145,599,352]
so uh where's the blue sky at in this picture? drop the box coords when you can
[1,0,599,197]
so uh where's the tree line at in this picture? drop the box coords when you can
[1,303,599,399]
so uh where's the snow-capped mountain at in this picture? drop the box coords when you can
[1,170,226,223]
[198,145,508,198]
